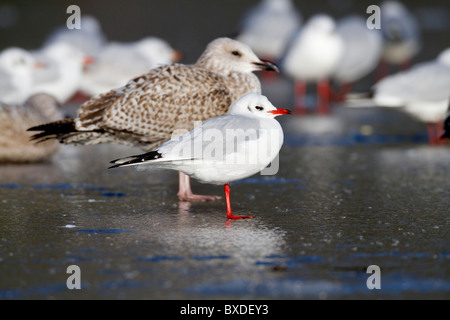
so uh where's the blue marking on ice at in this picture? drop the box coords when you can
[76,229,132,234]
[136,256,185,262]
[0,183,20,189]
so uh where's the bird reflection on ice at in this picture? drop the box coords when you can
[137,201,290,269]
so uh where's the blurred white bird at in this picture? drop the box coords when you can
[79,37,182,97]
[0,47,37,104]
[332,15,383,101]
[0,93,63,163]
[109,93,290,220]
[282,14,344,114]
[373,48,450,144]
[30,42,92,104]
[376,1,421,80]
[44,15,107,57]
[237,0,302,62]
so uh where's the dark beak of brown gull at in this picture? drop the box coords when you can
[253,59,279,72]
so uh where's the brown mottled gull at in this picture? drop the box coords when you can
[0,93,62,163]
[28,37,278,201]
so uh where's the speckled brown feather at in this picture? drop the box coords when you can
[1,94,63,163]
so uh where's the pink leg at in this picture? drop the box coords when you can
[224,184,253,220]
[177,172,221,202]
[317,80,331,115]
[294,80,307,115]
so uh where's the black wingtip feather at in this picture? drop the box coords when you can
[28,119,77,142]
[109,151,163,169]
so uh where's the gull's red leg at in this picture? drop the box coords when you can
[294,80,307,115]
[317,79,331,115]
[428,122,448,145]
[224,184,253,220]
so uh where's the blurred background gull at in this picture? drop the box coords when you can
[331,15,383,102]
[376,0,422,80]
[237,0,302,62]
[0,47,38,104]
[281,14,344,115]
[0,0,449,162]
[373,47,450,144]
[79,36,182,97]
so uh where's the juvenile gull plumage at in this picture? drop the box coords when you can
[28,37,278,201]
[109,93,290,220]
[0,93,62,163]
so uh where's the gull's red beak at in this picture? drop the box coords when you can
[34,61,45,69]
[83,56,95,66]
[268,108,292,115]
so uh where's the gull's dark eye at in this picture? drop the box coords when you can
[255,106,264,111]
[232,50,241,57]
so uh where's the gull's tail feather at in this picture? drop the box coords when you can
[28,119,78,143]
[109,151,163,169]
[28,118,106,145]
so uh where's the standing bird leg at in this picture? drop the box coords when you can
[224,184,253,220]
[294,80,307,115]
[427,122,448,145]
[317,79,331,115]
[177,172,221,202]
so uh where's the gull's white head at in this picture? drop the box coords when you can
[229,93,291,118]
[195,37,279,74]
[135,37,181,65]
[0,47,35,75]
[40,42,86,65]
[305,14,336,34]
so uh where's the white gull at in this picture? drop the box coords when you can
[373,48,450,144]
[282,14,344,114]
[376,1,421,80]
[31,42,92,104]
[109,93,290,220]
[44,15,107,58]
[332,15,383,101]
[237,0,302,61]
[0,47,37,104]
